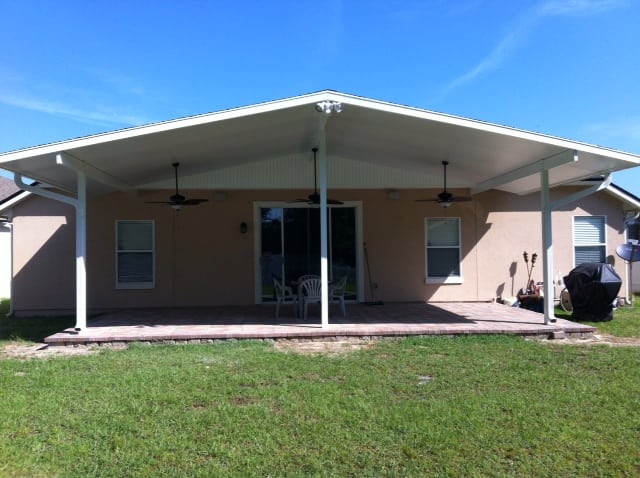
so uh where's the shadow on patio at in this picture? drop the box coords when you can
[44,302,595,346]
[86,302,473,327]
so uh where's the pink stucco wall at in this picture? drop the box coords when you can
[11,195,75,313]
[10,187,630,315]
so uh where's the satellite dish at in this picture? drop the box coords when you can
[616,243,640,262]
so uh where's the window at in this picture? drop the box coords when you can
[573,216,606,266]
[425,217,461,283]
[116,220,154,289]
[628,221,639,244]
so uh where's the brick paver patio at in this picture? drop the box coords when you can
[45,301,595,346]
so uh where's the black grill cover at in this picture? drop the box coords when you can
[563,263,621,322]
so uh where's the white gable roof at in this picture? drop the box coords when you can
[0,90,638,196]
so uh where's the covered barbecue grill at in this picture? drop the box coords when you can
[563,263,622,322]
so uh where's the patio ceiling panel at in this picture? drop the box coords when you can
[1,90,638,197]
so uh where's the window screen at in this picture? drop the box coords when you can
[574,216,605,265]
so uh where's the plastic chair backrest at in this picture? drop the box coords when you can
[331,276,347,296]
[301,278,322,299]
[297,274,320,284]
[273,278,286,298]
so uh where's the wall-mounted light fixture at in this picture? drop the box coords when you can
[240,222,248,234]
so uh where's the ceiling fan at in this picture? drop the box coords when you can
[291,148,343,205]
[145,162,208,210]
[416,160,471,207]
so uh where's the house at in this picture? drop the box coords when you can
[0,91,639,328]
[627,218,640,293]
[0,176,24,299]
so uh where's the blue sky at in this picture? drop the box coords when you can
[1,0,639,192]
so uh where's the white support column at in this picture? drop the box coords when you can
[540,167,556,324]
[75,170,87,331]
[319,128,330,328]
[314,99,342,328]
[15,155,89,331]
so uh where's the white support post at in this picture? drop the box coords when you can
[15,155,89,331]
[540,167,556,324]
[319,127,330,328]
[314,99,342,328]
[75,170,87,330]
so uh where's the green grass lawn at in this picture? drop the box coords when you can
[1,296,639,476]
[1,335,639,477]
[0,298,74,343]
[555,293,640,337]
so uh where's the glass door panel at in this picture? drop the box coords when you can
[259,205,358,302]
[330,208,357,300]
[260,207,283,301]
[284,208,320,282]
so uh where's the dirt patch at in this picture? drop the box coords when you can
[0,342,126,360]
[274,338,375,356]
[529,333,640,347]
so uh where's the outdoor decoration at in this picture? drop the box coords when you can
[523,251,538,293]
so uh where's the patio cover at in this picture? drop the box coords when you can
[1,90,639,328]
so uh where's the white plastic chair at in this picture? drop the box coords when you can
[273,278,296,319]
[300,277,322,321]
[330,275,348,317]
[297,274,320,283]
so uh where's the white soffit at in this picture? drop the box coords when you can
[0,90,639,196]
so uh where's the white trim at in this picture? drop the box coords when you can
[56,152,131,191]
[2,91,639,166]
[75,170,87,330]
[551,174,612,210]
[424,217,463,284]
[14,175,77,207]
[540,167,555,324]
[606,184,640,210]
[0,190,31,214]
[252,201,363,304]
[115,220,156,289]
[472,150,578,195]
[319,136,329,327]
[572,215,607,266]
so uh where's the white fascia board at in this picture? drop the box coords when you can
[0,190,31,214]
[606,184,640,210]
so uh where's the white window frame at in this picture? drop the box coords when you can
[573,215,606,266]
[115,220,155,289]
[425,217,462,284]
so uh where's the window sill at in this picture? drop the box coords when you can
[116,283,155,290]
[425,277,463,285]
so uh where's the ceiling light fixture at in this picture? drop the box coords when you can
[315,101,343,115]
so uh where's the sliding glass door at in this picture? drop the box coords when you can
[259,205,358,302]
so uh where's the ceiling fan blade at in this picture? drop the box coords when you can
[289,148,344,205]
[415,161,471,204]
[181,198,208,206]
[146,162,207,208]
